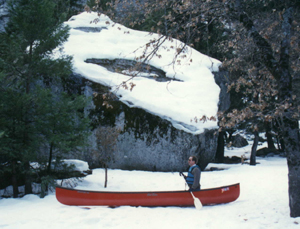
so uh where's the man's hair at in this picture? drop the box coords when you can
[190,156,198,164]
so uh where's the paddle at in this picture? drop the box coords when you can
[189,191,203,210]
[179,172,203,210]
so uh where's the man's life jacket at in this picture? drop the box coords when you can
[186,165,201,186]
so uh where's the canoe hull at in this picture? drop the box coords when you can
[56,183,240,207]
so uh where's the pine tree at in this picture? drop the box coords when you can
[0,0,91,197]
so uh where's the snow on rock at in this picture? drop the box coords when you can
[61,12,222,134]
[62,159,90,172]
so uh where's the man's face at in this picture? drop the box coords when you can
[188,157,195,166]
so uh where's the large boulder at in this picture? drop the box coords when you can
[256,147,280,157]
[76,77,218,171]
[231,134,248,148]
[61,12,224,172]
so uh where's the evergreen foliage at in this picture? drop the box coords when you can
[0,0,91,197]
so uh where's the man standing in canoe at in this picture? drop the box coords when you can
[182,156,201,191]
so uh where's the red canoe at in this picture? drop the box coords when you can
[56,183,240,207]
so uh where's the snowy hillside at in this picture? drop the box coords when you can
[61,12,222,134]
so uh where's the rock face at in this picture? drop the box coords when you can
[213,70,230,112]
[71,67,220,172]
[114,126,217,172]
[0,0,9,32]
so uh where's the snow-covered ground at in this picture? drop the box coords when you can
[0,144,299,229]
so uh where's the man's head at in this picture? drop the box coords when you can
[188,156,198,166]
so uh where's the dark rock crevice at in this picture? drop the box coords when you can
[85,58,182,82]
[73,27,108,33]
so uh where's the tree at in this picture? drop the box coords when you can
[218,1,300,217]
[93,126,121,188]
[0,72,36,197]
[95,0,300,217]
[0,0,91,197]
[34,88,91,173]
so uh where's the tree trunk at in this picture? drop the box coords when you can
[250,131,259,166]
[287,148,300,217]
[287,158,300,216]
[24,44,33,195]
[280,116,300,217]
[265,121,275,149]
[282,94,300,206]
[227,130,234,143]
[104,163,108,188]
[277,7,300,218]
[12,160,19,198]
[215,131,225,163]
[280,138,285,152]
[24,161,32,194]
[47,142,54,173]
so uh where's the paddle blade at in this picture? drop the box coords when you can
[194,197,203,210]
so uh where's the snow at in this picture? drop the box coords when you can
[62,159,89,172]
[1,144,299,228]
[61,12,222,134]
[29,160,89,172]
